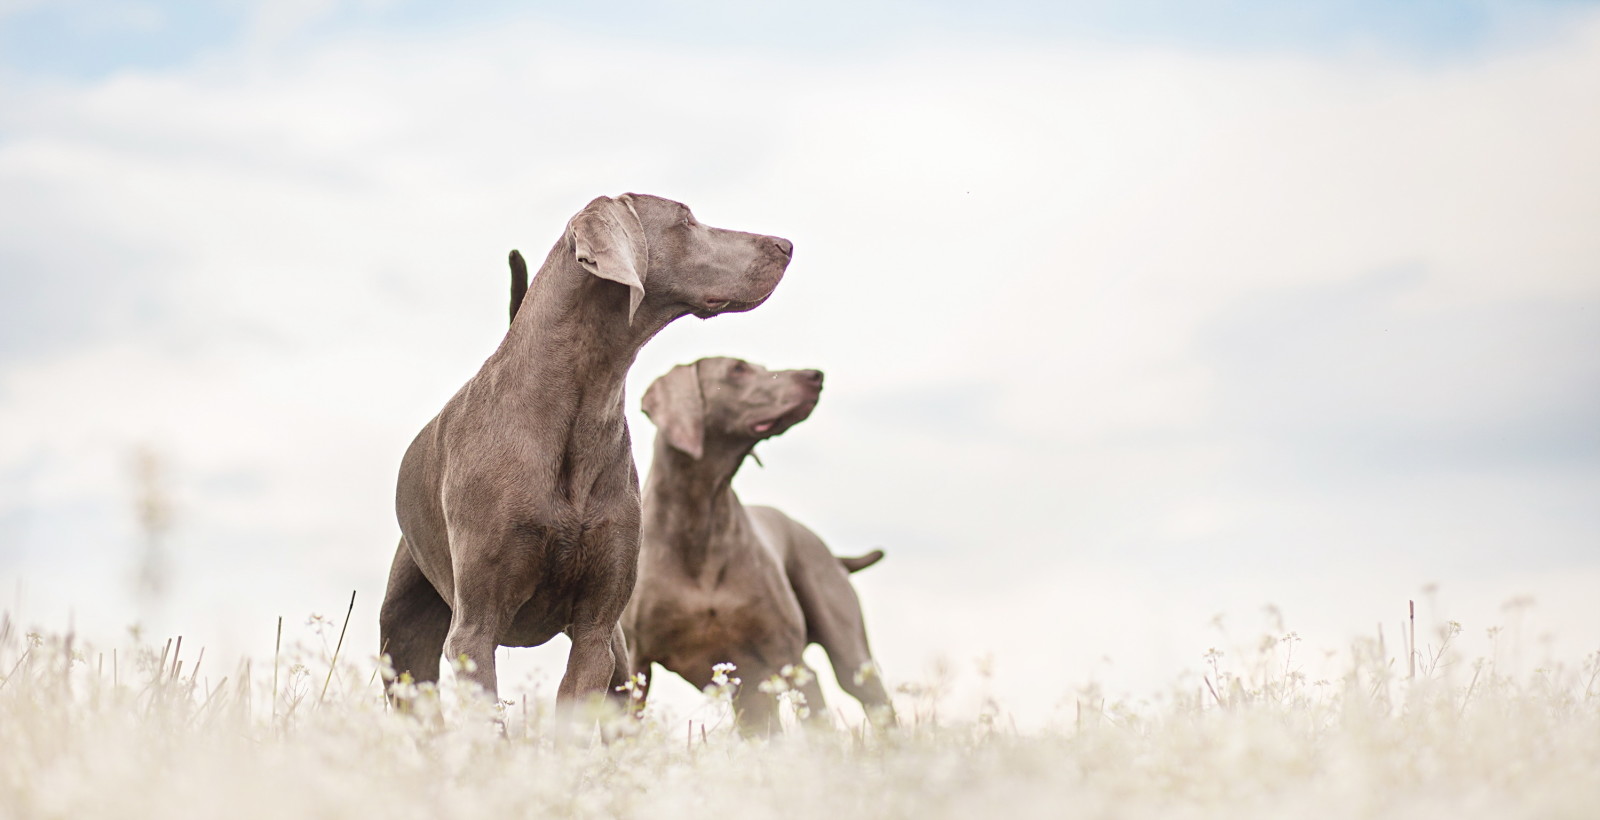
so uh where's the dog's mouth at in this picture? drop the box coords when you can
[691,297,739,319]
[746,398,818,438]
[693,293,769,319]
[693,262,785,319]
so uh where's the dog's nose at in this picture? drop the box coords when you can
[798,369,823,386]
[770,237,793,258]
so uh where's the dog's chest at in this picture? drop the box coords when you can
[640,565,807,681]
[645,588,775,652]
[648,584,762,635]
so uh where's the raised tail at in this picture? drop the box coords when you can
[838,549,885,573]
[509,249,528,323]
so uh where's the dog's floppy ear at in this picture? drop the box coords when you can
[568,195,647,324]
[641,361,705,459]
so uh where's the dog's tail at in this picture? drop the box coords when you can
[509,249,528,324]
[838,549,885,574]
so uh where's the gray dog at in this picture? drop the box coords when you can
[621,357,895,732]
[380,195,792,707]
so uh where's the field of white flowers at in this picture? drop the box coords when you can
[3,604,1596,820]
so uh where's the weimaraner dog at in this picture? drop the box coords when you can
[620,357,896,732]
[381,194,792,708]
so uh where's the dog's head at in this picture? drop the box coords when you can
[641,357,823,460]
[565,194,792,325]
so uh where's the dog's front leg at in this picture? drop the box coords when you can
[556,521,639,709]
[441,530,532,703]
[608,621,637,701]
[732,680,781,736]
[557,619,625,704]
[441,599,505,701]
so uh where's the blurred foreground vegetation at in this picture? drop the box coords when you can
[1,608,1596,819]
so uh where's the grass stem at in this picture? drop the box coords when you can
[318,591,357,706]
[272,616,282,727]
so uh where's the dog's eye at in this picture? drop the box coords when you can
[729,362,748,377]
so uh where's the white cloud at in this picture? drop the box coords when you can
[2,14,1598,716]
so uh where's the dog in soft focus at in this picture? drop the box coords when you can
[620,357,895,732]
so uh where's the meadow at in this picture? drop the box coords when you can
[3,601,1595,820]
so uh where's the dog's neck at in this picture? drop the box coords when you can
[486,237,679,427]
[642,434,756,578]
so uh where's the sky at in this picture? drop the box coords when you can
[2,1,1598,725]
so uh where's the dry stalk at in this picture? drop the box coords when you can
[318,591,357,706]
[272,616,283,727]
